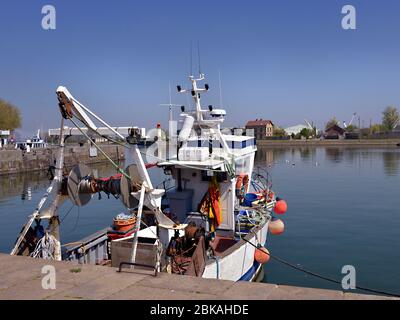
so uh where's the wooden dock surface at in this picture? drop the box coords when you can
[0,254,396,300]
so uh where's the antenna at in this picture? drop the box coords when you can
[169,81,172,106]
[197,40,202,76]
[160,82,181,123]
[190,41,193,77]
[218,69,223,108]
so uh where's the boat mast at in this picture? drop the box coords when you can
[190,74,205,122]
[46,116,67,260]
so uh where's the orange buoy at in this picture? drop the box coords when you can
[274,199,288,214]
[268,218,285,235]
[254,246,270,264]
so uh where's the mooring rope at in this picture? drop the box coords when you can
[30,233,57,260]
[242,238,400,298]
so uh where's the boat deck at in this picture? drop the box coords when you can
[0,254,395,300]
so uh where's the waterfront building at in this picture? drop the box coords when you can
[324,125,346,139]
[284,124,309,136]
[245,119,274,140]
[0,130,11,148]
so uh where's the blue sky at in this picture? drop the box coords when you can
[1,0,400,137]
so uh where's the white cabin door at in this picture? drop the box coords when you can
[218,179,235,231]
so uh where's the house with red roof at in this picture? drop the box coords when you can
[245,119,274,139]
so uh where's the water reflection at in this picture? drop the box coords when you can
[1,147,399,200]
[299,147,316,161]
[255,146,400,177]
[255,148,289,166]
[325,147,344,164]
[0,171,49,201]
[21,187,32,201]
[255,148,274,167]
[382,151,400,176]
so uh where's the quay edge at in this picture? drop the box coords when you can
[0,254,396,300]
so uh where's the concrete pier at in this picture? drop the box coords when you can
[0,254,396,300]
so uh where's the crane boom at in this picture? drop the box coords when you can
[348,113,357,126]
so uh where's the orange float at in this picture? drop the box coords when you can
[268,218,285,235]
[254,246,270,264]
[274,199,288,214]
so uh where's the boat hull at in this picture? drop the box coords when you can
[63,214,271,282]
[202,218,269,282]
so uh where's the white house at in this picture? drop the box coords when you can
[284,124,309,136]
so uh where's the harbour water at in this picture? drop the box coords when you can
[0,146,399,294]
[259,146,400,295]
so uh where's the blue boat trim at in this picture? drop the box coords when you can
[239,260,260,281]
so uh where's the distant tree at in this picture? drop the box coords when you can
[299,128,313,139]
[307,126,318,137]
[0,99,22,131]
[273,127,286,137]
[325,117,339,130]
[382,106,399,131]
[370,123,385,134]
[312,126,318,137]
[346,124,358,133]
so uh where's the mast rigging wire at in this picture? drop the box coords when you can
[197,40,202,75]
[68,117,131,180]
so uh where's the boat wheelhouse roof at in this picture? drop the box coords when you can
[158,158,226,169]
[186,134,256,149]
[208,134,254,142]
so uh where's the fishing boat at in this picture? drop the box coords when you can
[15,130,48,151]
[11,72,287,282]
